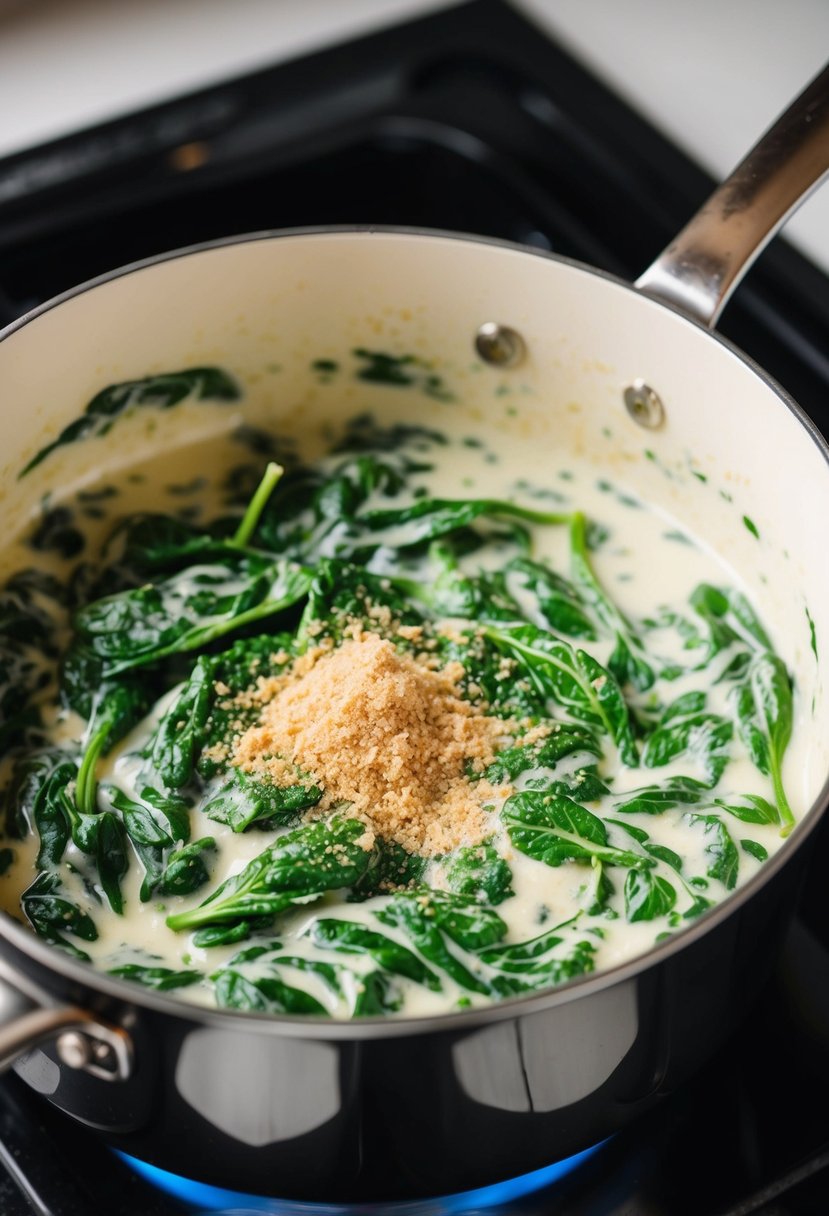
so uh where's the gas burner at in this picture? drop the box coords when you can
[120,1144,604,1215]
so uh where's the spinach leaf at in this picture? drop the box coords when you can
[477,923,572,970]
[412,557,522,623]
[733,652,795,835]
[435,629,548,722]
[255,453,411,560]
[308,919,442,990]
[0,641,47,752]
[445,841,514,905]
[569,512,655,690]
[299,558,423,643]
[165,816,375,932]
[503,792,649,869]
[688,814,740,889]
[484,623,638,765]
[20,367,242,477]
[345,497,569,554]
[4,748,77,861]
[107,785,191,847]
[108,964,204,990]
[202,767,321,833]
[481,925,598,995]
[145,634,295,788]
[21,872,97,958]
[624,869,677,922]
[613,777,709,816]
[482,725,601,784]
[689,583,772,658]
[74,679,151,816]
[713,793,780,826]
[641,694,733,787]
[213,969,328,1016]
[146,656,216,788]
[157,837,216,897]
[346,837,426,901]
[93,810,130,914]
[353,971,404,1016]
[506,556,597,638]
[105,785,191,901]
[73,557,312,676]
[376,893,499,994]
[192,919,271,949]
[0,570,65,749]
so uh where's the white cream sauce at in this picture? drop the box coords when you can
[0,409,810,1018]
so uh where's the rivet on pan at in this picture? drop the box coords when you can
[56,1031,92,1070]
[624,380,665,429]
[475,322,526,368]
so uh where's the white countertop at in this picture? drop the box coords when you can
[1,0,828,276]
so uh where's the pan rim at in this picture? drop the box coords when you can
[1,221,828,1040]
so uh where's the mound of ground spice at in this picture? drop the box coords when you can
[231,630,511,856]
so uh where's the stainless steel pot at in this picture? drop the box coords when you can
[0,62,828,1204]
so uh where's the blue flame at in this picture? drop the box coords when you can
[118,1141,604,1214]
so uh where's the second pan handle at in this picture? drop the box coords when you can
[634,61,829,328]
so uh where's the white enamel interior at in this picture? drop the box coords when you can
[1,228,828,836]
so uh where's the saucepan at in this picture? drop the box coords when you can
[0,62,827,1205]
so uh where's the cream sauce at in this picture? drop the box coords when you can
[0,410,810,1018]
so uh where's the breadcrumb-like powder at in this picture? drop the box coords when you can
[232,630,511,855]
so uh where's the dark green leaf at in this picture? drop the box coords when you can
[192,919,271,949]
[202,767,321,833]
[213,969,327,1015]
[613,777,709,816]
[376,894,493,994]
[445,841,514,905]
[503,791,647,869]
[484,623,638,765]
[624,869,677,922]
[347,837,426,901]
[165,816,375,932]
[569,512,654,690]
[20,367,242,477]
[74,558,312,677]
[107,785,191,849]
[309,918,441,990]
[733,652,795,834]
[714,794,780,826]
[22,871,98,953]
[642,698,733,787]
[741,839,768,862]
[483,724,601,784]
[109,964,203,990]
[350,496,568,552]
[688,814,739,889]
[353,970,404,1016]
[157,837,216,897]
[96,812,129,914]
[3,749,77,863]
[506,556,597,638]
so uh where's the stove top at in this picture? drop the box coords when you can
[1,2,829,1213]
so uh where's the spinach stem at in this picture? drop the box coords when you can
[771,764,795,837]
[75,721,109,816]
[233,462,284,547]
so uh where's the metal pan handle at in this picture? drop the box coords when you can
[0,958,131,1080]
[635,61,829,328]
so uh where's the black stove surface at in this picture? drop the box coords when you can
[1,3,829,1213]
